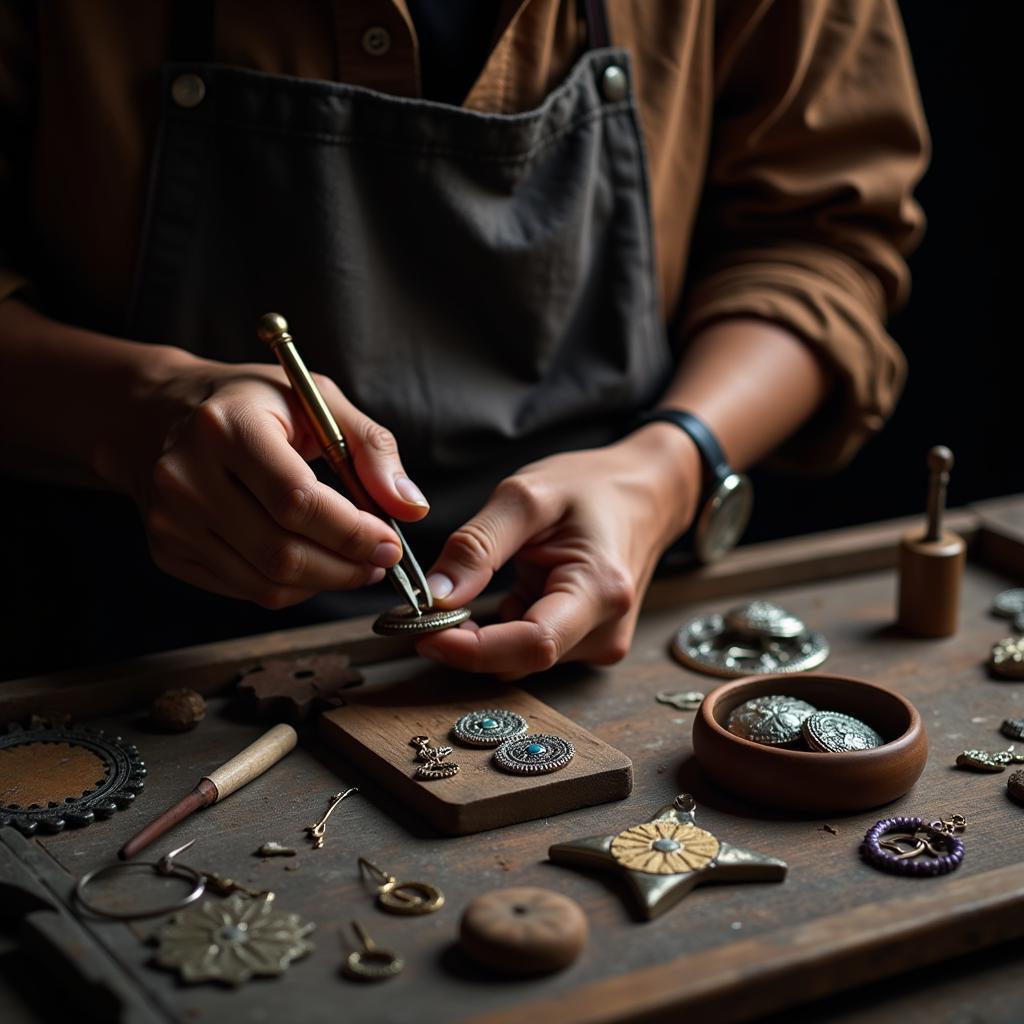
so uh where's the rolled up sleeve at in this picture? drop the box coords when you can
[680,0,930,469]
[0,0,34,305]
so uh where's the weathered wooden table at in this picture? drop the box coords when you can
[3,497,1024,1024]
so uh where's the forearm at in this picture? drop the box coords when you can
[0,298,194,490]
[624,317,832,543]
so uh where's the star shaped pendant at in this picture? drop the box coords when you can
[548,793,787,920]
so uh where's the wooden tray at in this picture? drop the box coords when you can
[3,497,1024,1024]
[320,681,632,834]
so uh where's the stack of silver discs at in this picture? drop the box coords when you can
[725,695,884,753]
[671,600,829,679]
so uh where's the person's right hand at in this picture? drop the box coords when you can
[110,353,429,608]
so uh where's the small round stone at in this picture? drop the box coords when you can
[460,887,588,976]
[149,688,206,733]
[1008,770,1024,807]
[493,734,574,775]
[726,695,817,746]
[993,589,1024,619]
[373,605,471,637]
[451,709,528,748]
[802,710,883,753]
[652,838,681,852]
[990,637,1024,679]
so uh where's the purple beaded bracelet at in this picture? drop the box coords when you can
[860,816,965,877]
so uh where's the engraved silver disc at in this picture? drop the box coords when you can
[451,709,528,747]
[1001,718,1024,741]
[723,601,806,640]
[373,605,471,637]
[726,695,817,747]
[493,733,574,775]
[993,589,1024,619]
[670,613,829,679]
[801,710,883,753]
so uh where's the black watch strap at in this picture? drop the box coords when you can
[634,409,732,487]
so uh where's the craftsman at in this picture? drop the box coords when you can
[0,2,927,676]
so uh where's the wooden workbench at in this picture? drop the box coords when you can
[3,496,1024,1024]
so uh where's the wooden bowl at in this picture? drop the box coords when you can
[691,673,927,813]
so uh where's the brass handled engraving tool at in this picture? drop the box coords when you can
[257,314,470,637]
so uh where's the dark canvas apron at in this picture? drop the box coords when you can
[7,1,671,674]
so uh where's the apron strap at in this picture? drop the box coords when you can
[166,0,215,63]
[581,0,611,49]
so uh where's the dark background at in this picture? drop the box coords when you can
[747,3,1017,542]
[1,4,1015,679]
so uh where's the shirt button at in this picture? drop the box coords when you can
[171,73,206,109]
[362,26,392,56]
[601,65,628,102]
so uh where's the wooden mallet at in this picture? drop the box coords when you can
[118,723,297,859]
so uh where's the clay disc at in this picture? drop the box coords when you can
[372,605,471,637]
[459,887,587,976]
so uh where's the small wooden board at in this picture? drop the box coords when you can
[319,680,633,835]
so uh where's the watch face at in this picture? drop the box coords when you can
[694,473,753,564]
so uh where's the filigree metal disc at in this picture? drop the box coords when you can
[0,722,146,835]
[990,637,1024,679]
[726,695,817,746]
[154,894,314,986]
[451,709,528,747]
[670,613,829,679]
[723,601,806,640]
[610,822,720,875]
[372,605,471,636]
[993,589,1024,619]
[802,710,883,752]
[493,733,575,775]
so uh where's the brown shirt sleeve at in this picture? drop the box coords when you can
[0,0,34,304]
[679,0,930,469]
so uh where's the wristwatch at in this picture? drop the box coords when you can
[635,408,753,564]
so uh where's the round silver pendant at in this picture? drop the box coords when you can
[993,589,1024,619]
[373,605,471,637]
[493,733,575,775]
[1001,718,1024,741]
[801,710,883,752]
[451,709,528,748]
[723,601,806,640]
[726,695,817,747]
[671,611,829,679]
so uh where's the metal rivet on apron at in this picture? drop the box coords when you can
[171,73,206,109]
[362,26,392,57]
[601,65,628,102]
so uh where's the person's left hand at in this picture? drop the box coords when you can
[415,424,701,680]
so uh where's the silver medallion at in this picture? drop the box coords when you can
[671,603,829,679]
[373,605,471,637]
[1001,718,1024,741]
[801,710,883,752]
[992,589,1024,619]
[723,601,806,640]
[990,637,1024,679]
[493,733,575,775]
[726,695,817,747]
[451,709,528,747]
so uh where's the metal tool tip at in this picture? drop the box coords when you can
[927,445,954,473]
[256,312,289,345]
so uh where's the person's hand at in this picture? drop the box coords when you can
[107,352,429,608]
[415,424,701,679]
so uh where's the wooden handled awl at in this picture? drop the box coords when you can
[118,723,297,860]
